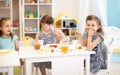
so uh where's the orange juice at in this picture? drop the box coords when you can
[61,46,68,54]
[34,43,41,50]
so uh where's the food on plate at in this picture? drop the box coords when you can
[51,49,54,53]
[0,50,12,54]
[41,47,55,53]
[49,44,57,48]
[75,45,82,50]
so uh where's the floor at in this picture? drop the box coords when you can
[109,62,120,75]
[97,62,120,75]
[0,62,120,75]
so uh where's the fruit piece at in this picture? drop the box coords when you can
[75,46,82,50]
[51,49,54,53]
[78,46,82,49]
[86,28,95,31]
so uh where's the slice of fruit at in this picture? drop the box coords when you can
[86,28,95,31]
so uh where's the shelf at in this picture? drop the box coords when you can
[39,3,52,5]
[13,27,19,30]
[24,3,52,5]
[0,0,4,1]
[0,7,11,9]
[24,3,37,5]
[24,18,38,20]
[22,0,53,38]
[25,32,37,34]
[70,36,76,37]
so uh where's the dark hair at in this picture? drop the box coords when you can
[0,17,14,39]
[86,15,104,36]
[40,15,54,30]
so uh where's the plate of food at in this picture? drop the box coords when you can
[74,45,87,50]
[0,49,13,55]
[40,47,56,53]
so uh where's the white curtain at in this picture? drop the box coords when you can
[78,0,107,34]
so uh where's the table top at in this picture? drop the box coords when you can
[0,50,20,67]
[19,46,95,58]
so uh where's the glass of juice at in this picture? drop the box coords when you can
[34,41,41,50]
[61,45,68,54]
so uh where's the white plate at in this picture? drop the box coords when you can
[0,49,13,55]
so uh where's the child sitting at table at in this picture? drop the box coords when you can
[0,17,24,74]
[0,17,19,50]
[75,15,107,75]
[34,15,65,75]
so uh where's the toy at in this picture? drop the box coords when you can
[33,12,38,18]
[34,0,37,3]
[25,27,33,32]
[39,13,46,19]
[25,10,31,18]
[113,48,120,54]
[29,13,34,18]
[55,20,61,28]
[21,36,34,46]
[32,0,35,3]
[13,20,19,27]
[39,0,44,3]
[33,28,37,32]
[27,0,31,3]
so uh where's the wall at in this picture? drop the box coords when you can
[107,0,120,28]
[53,0,79,21]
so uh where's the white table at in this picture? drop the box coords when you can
[0,50,20,75]
[19,46,95,75]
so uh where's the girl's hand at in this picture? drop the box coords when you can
[88,28,94,37]
[75,31,82,37]
[54,29,65,39]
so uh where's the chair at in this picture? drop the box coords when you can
[96,26,117,75]
[96,46,112,75]
[32,61,52,75]
[19,40,45,75]
[0,68,12,75]
[30,40,52,75]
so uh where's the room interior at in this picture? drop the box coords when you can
[0,0,120,75]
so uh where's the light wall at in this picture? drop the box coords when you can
[107,0,120,28]
[53,0,79,21]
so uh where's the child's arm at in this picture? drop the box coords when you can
[75,31,86,46]
[87,36,101,50]
[35,32,39,41]
[54,29,65,40]
[87,30,102,50]
[15,40,19,51]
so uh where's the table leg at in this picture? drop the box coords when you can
[8,67,13,75]
[25,59,32,75]
[79,57,84,75]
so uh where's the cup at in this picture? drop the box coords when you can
[34,43,41,50]
[33,40,43,50]
[72,40,78,46]
[61,45,68,54]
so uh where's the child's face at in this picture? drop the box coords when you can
[43,23,53,32]
[0,20,13,35]
[86,20,100,32]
